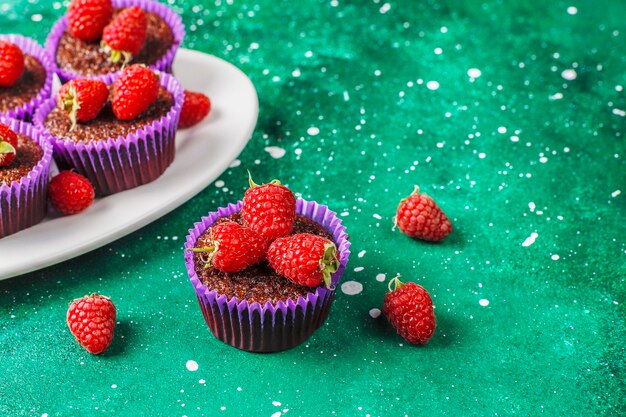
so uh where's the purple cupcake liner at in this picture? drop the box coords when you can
[32,71,184,196]
[0,35,54,121]
[0,116,53,238]
[45,0,185,84]
[185,199,351,353]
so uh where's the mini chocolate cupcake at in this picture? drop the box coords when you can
[46,0,184,83]
[0,35,54,121]
[0,116,53,238]
[33,69,183,196]
[185,199,351,353]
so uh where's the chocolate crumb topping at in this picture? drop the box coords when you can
[0,55,46,113]
[44,86,173,143]
[0,133,43,186]
[194,213,335,305]
[55,9,175,77]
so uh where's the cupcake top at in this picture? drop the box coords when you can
[55,8,174,78]
[0,133,43,186]
[193,213,335,305]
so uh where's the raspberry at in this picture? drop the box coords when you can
[48,171,95,215]
[241,175,296,241]
[57,79,109,129]
[395,186,452,242]
[178,90,211,129]
[0,123,18,167]
[67,293,116,354]
[67,0,113,42]
[101,6,147,64]
[383,276,436,345]
[0,40,24,87]
[111,64,159,121]
[190,221,267,273]
[267,233,339,288]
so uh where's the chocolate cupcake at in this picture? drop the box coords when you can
[185,199,351,353]
[33,70,183,196]
[0,116,53,238]
[0,35,54,121]
[46,0,184,83]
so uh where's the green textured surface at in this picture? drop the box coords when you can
[1,0,625,416]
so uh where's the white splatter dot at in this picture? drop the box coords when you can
[611,190,621,197]
[292,69,301,77]
[567,6,578,15]
[354,266,364,272]
[272,401,282,407]
[307,127,320,136]
[434,47,443,55]
[373,213,382,220]
[467,68,481,78]
[510,135,520,142]
[528,202,536,212]
[539,156,548,163]
[31,14,43,22]
[265,146,286,159]
[375,273,386,282]
[426,81,440,90]
[341,281,363,295]
[549,92,563,100]
[551,254,560,261]
[522,232,539,247]
[379,3,391,13]
[358,250,366,258]
[215,180,225,187]
[616,85,623,92]
[186,360,199,371]
[199,379,206,384]
[271,412,282,417]
[612,108,626,117]
[479,299,490,307]
[111,384,118,389]
[478,152,486,159]
[220,406,226,411]
[561,69,577,80]
[497,126,507,134]
[369,308,382,318]
[229,159,241,168]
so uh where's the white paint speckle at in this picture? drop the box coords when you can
[467,68,481,79]
[567,6,578,15]
[426,80,440,90]
[510,135,520,143]
[369,308,382,318]
[611,190,621,198]
[522,232,539,247]
[307,127,320,136]
[549,92,563,100]
[551,254,560,261]
[229,159,241,168]
[31,14,43,22]
[215,180,225,187]
[376,273,386,282]
[186,360,199,372]
[478,152,486,159]
[497,126,507,134]
[539,156,548,163]
[528,202,536,212]
[379,3,391,13]
[354,266,364,272]
[373,213,382,220]
[341,281,363,295]
[265,146,286,159]
[199,379,206,384]
[271,412,282,417]
[612,108,626,117]
[561,69,577,80]
[358,250,366,258]
[272,401,282,407]
[434,47,443,55]
[479,299,490,307]
[111,384,118,389]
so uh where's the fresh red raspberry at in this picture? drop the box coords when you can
[101,6,147,64]
[178,90,211,129]
[0,40,24,87]
[267,233,339,288]
[241,176,296,241]
[67,293,116,354]
[67,0,113,42]
[111,64,159,121]
[0,123,18,167]
[383,276,436,345]
[395,186,452,242]
[190,221,267,273]
[48,171,95,215]
[58,79,109,128]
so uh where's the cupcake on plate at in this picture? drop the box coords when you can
[46,0,185,83]
[0,116,53,238]
[0,35,54,121]
[185,179,351,353]
[33,64,183,196]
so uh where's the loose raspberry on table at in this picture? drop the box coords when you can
[395,185,452,242]
[67,293,116,355]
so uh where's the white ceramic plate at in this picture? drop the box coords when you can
[0,49,258,280]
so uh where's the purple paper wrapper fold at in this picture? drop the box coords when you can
[185,199,351,353]
[45,0,185,84]
[32,71,183,196]
[0,116,53,238]
[0,35,54,121]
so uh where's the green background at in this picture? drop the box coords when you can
[1,0,625,416]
